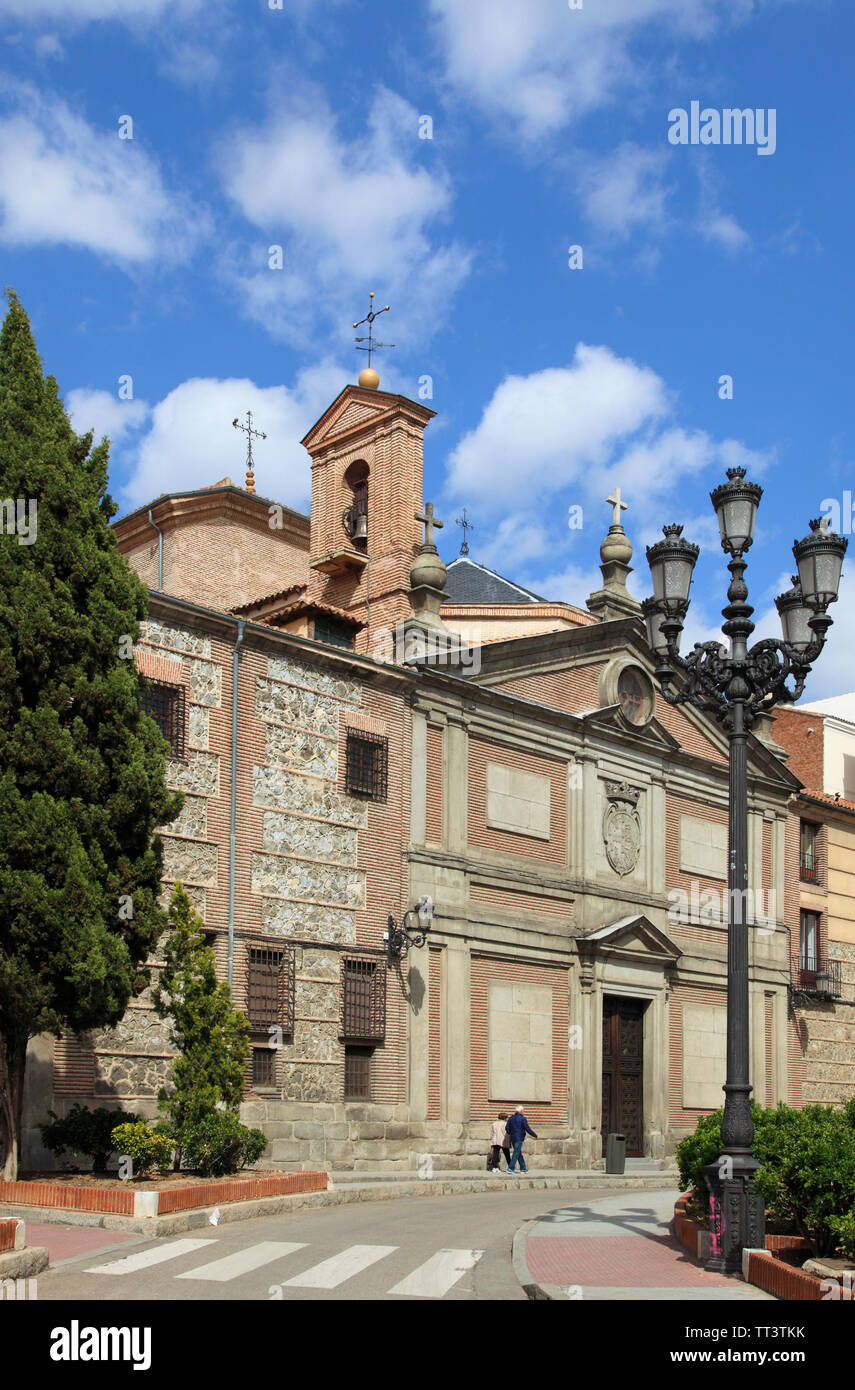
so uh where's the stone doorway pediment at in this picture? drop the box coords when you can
[577,914,682,969]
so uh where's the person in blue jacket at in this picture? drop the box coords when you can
[505,1106,538,1174]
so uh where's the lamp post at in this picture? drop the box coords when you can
[641,469,847,1274]
[385,896,434,967]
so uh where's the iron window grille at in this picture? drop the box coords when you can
[340,957,386,1042]
[140,678,186,761]
[245,942,295,1039]
[252,1046,275,1088]
[799,822,822,884]
[344,1045,372,1100]
[345,729,388,802]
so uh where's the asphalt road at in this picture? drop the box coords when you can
[33,1187,616,1302]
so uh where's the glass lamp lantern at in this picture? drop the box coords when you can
[774,577,816,652]
[645,524,700,607]
[710,467,763,554]
[793,519,848,610]
[641,595,671,658]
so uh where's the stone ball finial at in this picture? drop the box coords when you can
[358,367,380,390]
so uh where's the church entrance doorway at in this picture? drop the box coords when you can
[601,995,646,1157]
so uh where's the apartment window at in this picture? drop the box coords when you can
[345,730,388,802]
[799,821,820,883]
[340,957,386,1042]
[252,1047,274,1088]
[313,616,354,650]
[140,679,186,760]
[245,942,295,1037]
[800,910,820,977]
[344,1046,372,1100]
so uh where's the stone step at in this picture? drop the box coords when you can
[324,1168,673,1185]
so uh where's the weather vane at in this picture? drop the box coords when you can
[353,292,394,387]
[456,508,474,556]
[232,410,266,495]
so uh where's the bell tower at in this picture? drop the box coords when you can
[300,381,436,653]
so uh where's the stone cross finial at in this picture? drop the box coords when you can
[415,501,443,548]
[606,487,628,527]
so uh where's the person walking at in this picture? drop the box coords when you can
[488,1112,511,1173]
[505,1105,538,1174]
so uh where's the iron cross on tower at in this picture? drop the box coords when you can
[456,507,474,555]
[353,292,395,370]
[232,411,267,495]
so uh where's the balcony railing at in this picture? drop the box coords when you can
[799,853,823,885]
[796,956,842,999]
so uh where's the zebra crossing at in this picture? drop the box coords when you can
[83,1237,485,1298]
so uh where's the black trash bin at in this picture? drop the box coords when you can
[605,1132,626,1175]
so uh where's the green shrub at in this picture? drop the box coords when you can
[110,1122,174,1179]
[827,1212,855,1261]
[179,1110,267,1178]
[39,1105,140,1172]
[676,1100,855,1257]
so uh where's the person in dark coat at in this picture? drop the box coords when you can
[505,1106,538,1174]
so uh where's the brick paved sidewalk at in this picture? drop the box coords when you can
[516,1188,775,1301]
[26,1222,140,1266]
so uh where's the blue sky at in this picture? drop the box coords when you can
[2,0,853,696]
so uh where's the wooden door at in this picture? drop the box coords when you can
[601,997,645,1156]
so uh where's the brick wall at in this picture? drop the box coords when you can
[470,955,569,1123]
[467,737,567,866]
[772,707,824,791]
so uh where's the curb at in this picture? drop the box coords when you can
[0,1245,49,1280]
[0,1173,677,1241]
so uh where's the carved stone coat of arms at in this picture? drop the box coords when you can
[603,781,642,876]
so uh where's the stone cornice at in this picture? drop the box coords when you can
[114,487,310,549]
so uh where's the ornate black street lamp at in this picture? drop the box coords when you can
[385,896,434,967]
[641,469,847,1274]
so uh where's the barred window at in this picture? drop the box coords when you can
[140,678,186,760]
[340,957,386,1042]
[252,1047,274,1088]
[313,616,354,650]
[345,730,388,802]
[246,942,295,1037]
[344,1046,372,1100]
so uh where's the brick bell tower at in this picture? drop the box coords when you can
[300,363,436,657]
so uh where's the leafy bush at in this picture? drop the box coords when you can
[827,1212,855,1261]
[179,1110,267,1178]
[39,1105,140,1172]
[676,1100,855,1257]
[110,1122,174,1179]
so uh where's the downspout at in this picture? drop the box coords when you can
[147,508,163,590]
[228,618,246,986]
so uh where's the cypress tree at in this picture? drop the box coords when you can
[153,883,251,1140]
[0,290,182,1179]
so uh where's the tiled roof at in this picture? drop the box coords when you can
[796,789,855,815]
[231,584,306,615]
[442,557,548,606]
[261,600,362,628]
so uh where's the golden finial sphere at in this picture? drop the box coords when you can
[358,367,380,390]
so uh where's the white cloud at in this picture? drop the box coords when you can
[119,363,349,512]
[446,344,669,510]
[578,144,673,239]
[66,388,150,446]
[429,0,766,140]
[0,83,205,263]
[0,0,207,20]
[217,84,471,349]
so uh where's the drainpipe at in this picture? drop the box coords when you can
[147,508,163,590]
[228,618,246,986]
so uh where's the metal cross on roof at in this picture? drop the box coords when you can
[415,501,443,548]
[353,292,395,369]
[232,411,267,495]
[455,507,474,555]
